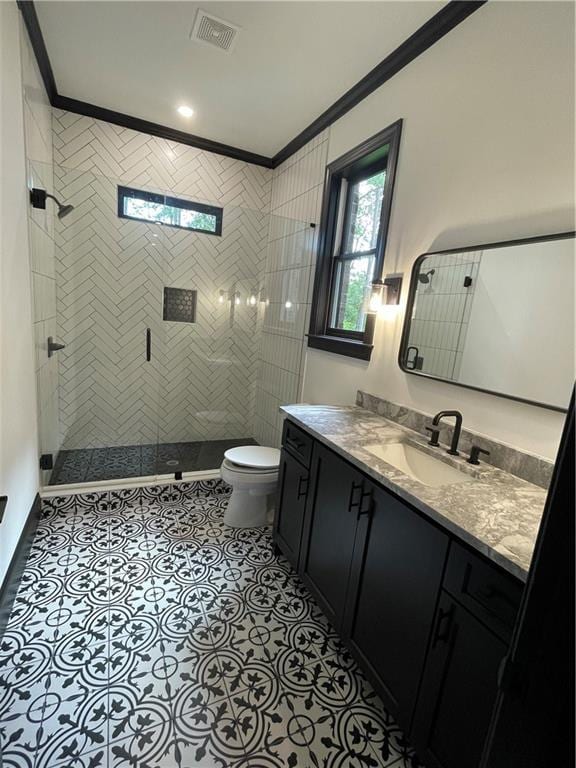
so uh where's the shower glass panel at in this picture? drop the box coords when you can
[35,161,310,487]
[46,164,168,484]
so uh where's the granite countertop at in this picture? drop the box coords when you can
[281,404,548,581]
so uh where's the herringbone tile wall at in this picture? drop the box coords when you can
[254,131,330,447]
[52,110,272,450]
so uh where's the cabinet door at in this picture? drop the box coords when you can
[343,484,448,730]
[411,592,507,768]
[300,443,367,631]
[273,449,309,570]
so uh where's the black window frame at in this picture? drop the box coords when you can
[117,185,223,236]
[308,119,403,361]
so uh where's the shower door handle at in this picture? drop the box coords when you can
[146,328,151,362]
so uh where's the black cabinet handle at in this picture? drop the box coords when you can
[357,489,373,520]
[297,476,308,500]
[432,604,455,648]
[348,481,363,512]
[286,436,304,452]
[0,496,7,525]
[146,328,151,362]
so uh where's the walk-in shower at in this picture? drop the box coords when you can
[29,161,307,487]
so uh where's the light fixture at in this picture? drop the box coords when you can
[284,300,293,309]
[367,274,403,317]
[218,290,226,304]
[367,280,385,313]
[383,274,403,305]
[234,292,241,306]
[177,105,194,118]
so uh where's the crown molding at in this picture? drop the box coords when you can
[271,1,487,167]
[52,94,273,167]
[17,0,487,170]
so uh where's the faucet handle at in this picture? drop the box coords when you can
[467,446,490,465]
[425,426,440,447]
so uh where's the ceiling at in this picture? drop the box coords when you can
[35,1,445,157]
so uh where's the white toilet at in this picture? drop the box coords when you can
[220,446,281,528]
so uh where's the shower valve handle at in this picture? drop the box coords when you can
[47,337,66,358]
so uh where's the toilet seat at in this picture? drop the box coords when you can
[224,446,280,470]
[221,458,278,477]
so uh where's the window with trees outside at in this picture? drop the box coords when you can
[329,168,386,334]
[117,186,222,235]
[308,120,403,361]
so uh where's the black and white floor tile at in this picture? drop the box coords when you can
[0,479,421,768]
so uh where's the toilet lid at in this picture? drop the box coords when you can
[224,446,281,469]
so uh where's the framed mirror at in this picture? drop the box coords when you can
[399,232,575,412]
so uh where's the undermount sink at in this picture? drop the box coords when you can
[364,441,475,488]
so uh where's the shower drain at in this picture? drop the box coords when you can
[166,459,180,466]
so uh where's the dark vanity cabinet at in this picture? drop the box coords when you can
[273,419,523,768]
[343,484,449,729]
[411,593,506,768]
[273,420,313,570]
[299,442,370,630]
[411,544,523,768]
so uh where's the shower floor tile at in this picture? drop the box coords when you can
[49,438,258,486]
[0,481,421,768]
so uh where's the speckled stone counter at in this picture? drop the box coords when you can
[280,404,548,581]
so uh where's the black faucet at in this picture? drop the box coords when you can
[431,410,463,456]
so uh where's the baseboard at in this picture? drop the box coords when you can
[0,493,42,639]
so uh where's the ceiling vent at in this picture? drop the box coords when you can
[190,9,240,53]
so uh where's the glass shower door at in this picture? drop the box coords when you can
[47,166,166,485]
[153,203,268,474]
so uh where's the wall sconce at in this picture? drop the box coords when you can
[234,292,241,306]
[368,280,385,313]
[383,274,403,305]
[218,290,226,304]
[367,275,403,316]
[247,291,258,306]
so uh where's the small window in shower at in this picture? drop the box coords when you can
[117,186,222,235]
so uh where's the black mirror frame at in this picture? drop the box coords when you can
[398,230,576,414]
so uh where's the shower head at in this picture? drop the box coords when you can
[56,203,74,219]
[418,269,435,284]
[30,188,74,219]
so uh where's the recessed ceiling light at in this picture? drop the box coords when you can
[177,105,194,118]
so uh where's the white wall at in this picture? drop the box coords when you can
[0,3,40,586]
[302,1,575,460]
[460,241,574,409]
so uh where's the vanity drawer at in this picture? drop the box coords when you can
[443,542,523,641]
[282,419,313,468]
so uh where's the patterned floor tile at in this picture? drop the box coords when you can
[0,481,421,768]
